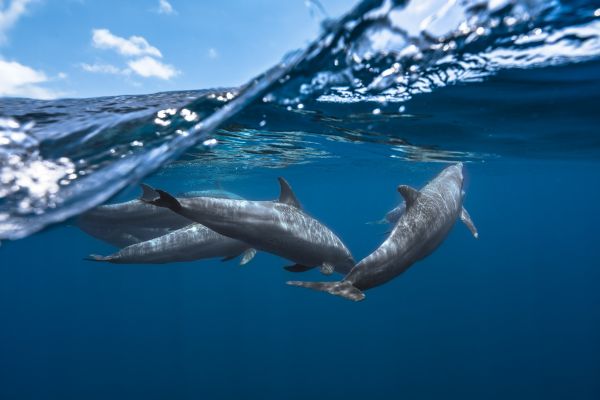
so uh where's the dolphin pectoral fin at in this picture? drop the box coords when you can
[284,264,314,273]
[224,248,257,265]
[287,280,365,302]
[397,185,419,208]
[461,207,479,239]
[277,177,302,209]
[239,248,257,266]
[319,263,335,276]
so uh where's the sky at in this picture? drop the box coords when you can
[0,0,356,99]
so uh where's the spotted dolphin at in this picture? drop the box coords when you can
[140,178,355,275]
[367,202,406,225]
[77,188,243,247]
[288,163,478,301]
[86,222,256,265]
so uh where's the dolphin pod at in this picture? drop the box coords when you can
[82,163,477,301]
[287,163,478,301]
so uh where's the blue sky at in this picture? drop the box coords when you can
[0,0,355,99]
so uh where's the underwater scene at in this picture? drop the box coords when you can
[1,0,600,399]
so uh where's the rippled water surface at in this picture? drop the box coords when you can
[1,1,600,399]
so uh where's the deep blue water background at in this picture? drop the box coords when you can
[1,154,599,399]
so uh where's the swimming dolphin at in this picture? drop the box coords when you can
[384,202,406,224]
[77,187,243,247]
[140,178,355,275]
[287,163,478,301]
[367,202,406,225]
[86,223,256,265]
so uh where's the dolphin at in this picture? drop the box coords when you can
[367,202,406,225]
[77,187,243,247]
[384,202,406,224]
[86,223,256,265]
[287,163,478,301]
[140,178,355,275]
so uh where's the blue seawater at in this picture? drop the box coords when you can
[1,0,600,399]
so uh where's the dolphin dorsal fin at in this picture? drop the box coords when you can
[277,177,301,209]
[397,185,419,208]
[140,183,158,202]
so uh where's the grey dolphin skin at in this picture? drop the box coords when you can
[287,163,479,301]
[77,187,243,247]
[87,223,256,265]
[140,178,355,275]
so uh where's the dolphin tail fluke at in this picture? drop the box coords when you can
[139,184,182,212]
[460,206,479,239]
[286,280,365,302]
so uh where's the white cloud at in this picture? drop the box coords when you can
[208,48,218,59]
[92,28,162,58]
[0,59,59,99]
[80,62,127,75]
[86,28,179,82]
[157,0,176,15]
[127,56,178,80]
[0,2,59,98]
[0,0,32,44]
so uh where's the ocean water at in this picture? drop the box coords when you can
[2,0,600,399]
